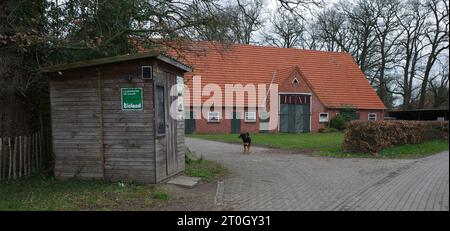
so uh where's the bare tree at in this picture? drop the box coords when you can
[372,0,403,107]
[427,58,449,109]
[230,0,265,44]
[388,0,429,109]
[264,9,306,48]
[315,7,350,52]
[187,3,237,42]
[313,1,380,81]
[341,0,379,76]
[417,0,449,108]
[277,0,322,18]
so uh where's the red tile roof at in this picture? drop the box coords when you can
[167,42,386,110]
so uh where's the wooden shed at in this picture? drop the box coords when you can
[46,52,192,183]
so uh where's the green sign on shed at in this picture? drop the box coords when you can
[121,88,143,110]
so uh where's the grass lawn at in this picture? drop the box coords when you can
[0,174,170,211]
[188,133,448,158]
[185,152,227,182]
[187,133,344,151]
[0,154,227,211]
[316,139,449,159]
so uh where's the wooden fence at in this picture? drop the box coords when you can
[0,130,51,180]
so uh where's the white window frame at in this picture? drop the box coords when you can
[319,112,329,123]
[368,113,377,121]
[208,111,220,122]
[244,112,257,122]
[141,66,153,79]
[292,78,299,84]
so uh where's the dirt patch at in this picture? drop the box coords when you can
[150,180,234,211]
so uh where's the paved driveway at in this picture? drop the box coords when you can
[186,138,449,211]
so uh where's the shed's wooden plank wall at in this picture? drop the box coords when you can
[50,69,103,179]
[100,60,156,183]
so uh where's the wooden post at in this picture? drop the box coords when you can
[37,132,41,169]
[30,134,33,174]
[19,136,22,177]
[34,133,37,171]
[39,131,43,169]
[41,130,46,169]
[13,136,17,179]
[8,138,12,179]
[27,135,31,175]
[0,137,3,180]
[23,135,27,176]
[36,132,40,169]
[35,132,38,170]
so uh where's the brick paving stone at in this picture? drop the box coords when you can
[186,138,449,211]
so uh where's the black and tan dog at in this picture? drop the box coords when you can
[238,133,252,154]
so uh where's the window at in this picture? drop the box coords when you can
[292,78,299,84]
[208,111,220,122]
[155,85,165,136]
[142,66,153,79]
[319,113,329,123]
[368,113,377,121]
[244,112,257,122]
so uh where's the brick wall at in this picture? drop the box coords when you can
[190,107,260,134]
[187,68,384,134]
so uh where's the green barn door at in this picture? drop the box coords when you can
[279,95,311,133]
[279,104,290,132]
[185,111,196,134]
[295,104,310,132]
[231,112,240,134]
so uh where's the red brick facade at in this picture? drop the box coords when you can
[188,68,384,134]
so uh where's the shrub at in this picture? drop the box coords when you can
[329,114,348,130]
[342,120,449,154]
[318,127,339,133]
[327,128,339,133]
[339,105,360,121]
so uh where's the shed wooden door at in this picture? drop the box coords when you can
[154,72,178,179]
[164,74,178,175]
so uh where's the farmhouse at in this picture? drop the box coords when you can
[46,52,191,183]
[169,42,386,134]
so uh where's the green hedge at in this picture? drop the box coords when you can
[329,114,348,130]
[342,120,449,153]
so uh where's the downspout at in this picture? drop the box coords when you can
[260,71,277,132]
[263,71,277,107]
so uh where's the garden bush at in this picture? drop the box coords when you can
[329,114,348,130]
[319,127,339,133]
[342,120,449,154]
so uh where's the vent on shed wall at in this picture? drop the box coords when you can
[142,66,153,79]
